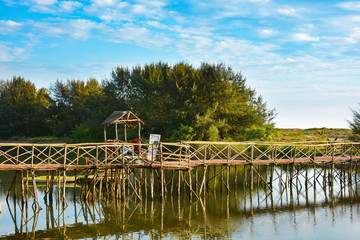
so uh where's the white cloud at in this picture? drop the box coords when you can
[91,0,118,7]
[85,0,167,21]
[277,7,297,16]
[133,4,147,14]
[259,29,277,37]
[59,1,82,12]
[107,23,172,47]
[68,19,101,40]
[5,20,21,27]
[337,1,360,10]
[0,42,27,61]
[293,33,319,41]
[327,15,360,43]
[0,20,22,34]
[146,21,168,29]
[32,0,57,5]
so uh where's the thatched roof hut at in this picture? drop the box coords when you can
[102,111,144,142]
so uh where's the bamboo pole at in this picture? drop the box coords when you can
[150,169,154,199]
[160,143,164,200]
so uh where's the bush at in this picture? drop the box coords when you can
[245,125,275,141]
[68,124,94,143]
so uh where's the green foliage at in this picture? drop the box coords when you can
[314,128,328,141]
[170,124,196,141]
[109,62,275,141]
[349,105,360,140]
[50,78,114,139]
[0,76,51,139]
[0,62,276,142]
[68,123,94,143]
[273,128,351,142]
[244,125,275,141]
[207,125,220,141]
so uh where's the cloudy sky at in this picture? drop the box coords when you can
[1,0,360,128]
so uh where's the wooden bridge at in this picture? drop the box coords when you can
[1,141,360,203]
[1,141,359,171]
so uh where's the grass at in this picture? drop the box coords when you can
[273,128,352,142]
[7,136,67,143]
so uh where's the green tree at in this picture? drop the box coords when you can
[109,62,275,141]
[348,105,360,140]
[314,128,328,141]
[244,125,275,141]
[50,78,109,139]
[0,76,51,139]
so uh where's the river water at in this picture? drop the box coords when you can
[0,167,360,239]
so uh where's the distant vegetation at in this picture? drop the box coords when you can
[273,128,351,142]
[0,62,275,142]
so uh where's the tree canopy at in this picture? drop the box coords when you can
[348,105,360,140]
[0,76,51,138]
[0,62,275,142]
[107,62,275,141]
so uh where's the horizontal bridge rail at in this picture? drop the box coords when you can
[0,141,360,170]
[184,141,360,165]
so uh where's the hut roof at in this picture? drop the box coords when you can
[101,111,144,127]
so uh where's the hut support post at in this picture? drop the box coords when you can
[115,123,118,141]
[124,125,127,142]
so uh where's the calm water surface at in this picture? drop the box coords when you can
[0,168,360,239]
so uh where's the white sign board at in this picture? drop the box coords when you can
[148,134,161,161]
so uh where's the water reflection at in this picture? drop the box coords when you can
[0,166,360,239]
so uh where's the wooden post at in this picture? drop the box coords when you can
[63,144,67,168]
[31,145,34,168]
[270,165,274,188]
[124,125,127,142]
[313,162,317,190]
[188,145,192,198]
[150,169,154,199]
[250,165,254,192]
[122,146,126,199]
[305,165,308,188]
[138,121,141,141]
[178,170,181,197]
[21,170,25,203]
[212,166,215,191]
[104,126,107,142]
[227,144,230,192]
[32,170,41,210]
[234,165,238,191]
[115,123,118,141]
[160,143,164,200]
[63,170,66,203]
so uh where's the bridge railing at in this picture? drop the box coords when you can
[184,141,360,165]
[0,142,188,168]
[1,141,360,169]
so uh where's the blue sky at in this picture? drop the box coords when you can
[1,0,360,129]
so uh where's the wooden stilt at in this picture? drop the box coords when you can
[234,165,238,191]
[226,165,230,193]
[151,169,154,199]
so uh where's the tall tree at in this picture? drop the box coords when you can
[109,62,275,141]
[50,78,108,138]
[0,76,51,138]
